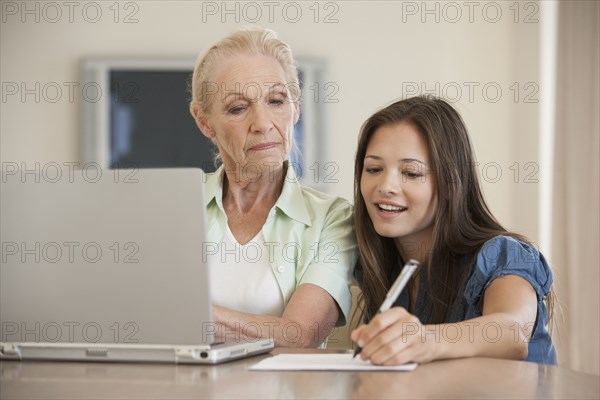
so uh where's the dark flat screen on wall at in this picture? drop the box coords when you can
[108,69,305,175]
[109,70,218,172]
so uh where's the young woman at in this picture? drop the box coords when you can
[351,96,556,365]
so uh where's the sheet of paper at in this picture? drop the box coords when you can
[249,353,417,371]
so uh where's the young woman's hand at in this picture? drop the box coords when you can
[351,307,437,365]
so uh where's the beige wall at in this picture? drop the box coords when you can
[1,0,542,242]
[550,0,600,375]
[9,0,598,371]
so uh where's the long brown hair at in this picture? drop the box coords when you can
[354,96,553,324]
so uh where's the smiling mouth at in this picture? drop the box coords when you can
[376,203,408,213]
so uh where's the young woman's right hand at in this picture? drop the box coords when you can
[351,307,438,365]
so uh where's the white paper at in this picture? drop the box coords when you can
[249,353,417,371]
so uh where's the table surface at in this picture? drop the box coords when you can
[1,348,599,399]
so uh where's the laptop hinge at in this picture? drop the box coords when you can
[0,343,22,359]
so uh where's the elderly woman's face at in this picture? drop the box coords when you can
[197,54,299,174]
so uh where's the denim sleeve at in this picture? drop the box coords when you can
[464,236,553,307]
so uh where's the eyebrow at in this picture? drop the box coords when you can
[221,92,245,102]
[364,155,427,165]
[221,83,287,102]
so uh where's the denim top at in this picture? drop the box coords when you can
[355,235,556,364]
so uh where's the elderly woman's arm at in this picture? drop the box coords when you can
[212,283,339,347]
[211,193,356,348]
[213,197,356,348]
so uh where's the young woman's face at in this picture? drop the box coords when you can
[360,121,437,247]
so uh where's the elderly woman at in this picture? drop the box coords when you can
[189,28,356,347]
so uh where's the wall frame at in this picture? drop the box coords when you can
[79,56,329,187]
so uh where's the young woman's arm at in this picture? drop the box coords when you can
[351,275,537,365]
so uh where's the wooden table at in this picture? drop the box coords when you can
[1,349,598,399]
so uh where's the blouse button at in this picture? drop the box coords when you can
[277,265,285,273]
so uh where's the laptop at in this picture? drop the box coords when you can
[0,167,274,364]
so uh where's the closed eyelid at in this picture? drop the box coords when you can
[268,95,288,106]
[402,164,425,172]
[223,98,246,108]
[363,161,382,168]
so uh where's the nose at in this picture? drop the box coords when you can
[377,170,400,196]
[249,103,273,134]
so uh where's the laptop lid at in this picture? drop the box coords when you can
[0,167,273,363]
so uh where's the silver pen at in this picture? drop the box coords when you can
[352,259,419,358]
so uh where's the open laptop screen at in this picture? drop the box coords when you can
[1,168,214,346]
